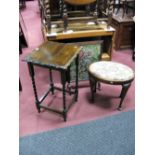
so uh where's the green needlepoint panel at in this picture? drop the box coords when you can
[70,44,101,81]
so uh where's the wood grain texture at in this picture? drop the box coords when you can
[24,41,82,69]
[65,0,96,5]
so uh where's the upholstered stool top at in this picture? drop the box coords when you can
[88,61,134,84]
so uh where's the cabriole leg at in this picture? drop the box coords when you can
[89,75,97,103]
[118,83,131,110]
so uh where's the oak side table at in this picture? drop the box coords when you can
[24,41,82,121]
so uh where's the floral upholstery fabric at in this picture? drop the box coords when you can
[89,61,134,82]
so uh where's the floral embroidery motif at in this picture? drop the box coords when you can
[70,44,100,81]
[89,61,134,82]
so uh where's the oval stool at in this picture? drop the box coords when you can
[88,61,134,110]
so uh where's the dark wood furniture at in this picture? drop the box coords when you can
[39,0,116,60]
[111,15,134,50]
[88,61,134,110]
[42,21,115,61]
[114,0,135,18]
[19,23,28,48]
[19,12,28,48]
[132,16,135,61]
[23,41,82,121]
[19,44,23,91]
[39,0,115,82]
[62,0,99,31]
[19,0,26,10]
[38,0,116,62]
[122,0,135,18]
[19,20,27,91]
[40,0,115,30]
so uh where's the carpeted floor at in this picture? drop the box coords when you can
[20,110,135,155]
[19,1,135,136]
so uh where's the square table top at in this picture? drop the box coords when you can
[23,41,82,70]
